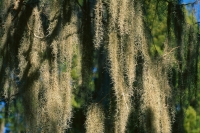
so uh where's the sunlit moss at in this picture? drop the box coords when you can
[85,104,105,133]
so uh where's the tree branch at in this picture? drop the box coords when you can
[0,93,19,103]
[179,0,199,6]
[165,0,199,6]
[75,0,86,14]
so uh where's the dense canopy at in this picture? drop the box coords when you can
[0,0,200,132]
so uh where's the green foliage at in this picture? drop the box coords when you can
[184,106,200,133]
[78,0,83,6]
[0,99,25,132]
[144,0,168,57]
